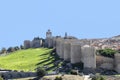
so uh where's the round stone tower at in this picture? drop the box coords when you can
[81,45,96,69]
[56,38,64,58]
[70,42,81,64]
[63,39,71,61]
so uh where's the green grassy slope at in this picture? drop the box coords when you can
[0,48,54,72]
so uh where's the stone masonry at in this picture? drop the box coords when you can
[81,45,96,68]
[23,29,120,73]
[114,53,120,73]
[70,42,81,64]
[24,40,31,49]
[24,37,43,49]
[63,39,71,61]
[59,39,64,58]
[45,30,120,73]
[56,38,62,57]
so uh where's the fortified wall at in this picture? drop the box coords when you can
[24,37,43,49]
[114,53,120,73]
[96,55,114,70]
[46,36,120,73]
[55,38,96,69]
[24,29,120,73]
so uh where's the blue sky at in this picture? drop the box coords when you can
[0,0,120,49]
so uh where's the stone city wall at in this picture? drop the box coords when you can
[59,39,65,58]
[63,40,71,61]
[70,42,81,64]
[114,53,120,73]
[31,39,42,48]
[24,40,31,49]
[81,45,96,68]
[55,38,120,73]
[96,55,114,70]
[47,38,53,48]
[56,38,62,57]
[0,72,36,79]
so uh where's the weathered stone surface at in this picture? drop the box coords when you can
[31,39,42,48]
[45,29,53,48]
[56,38,62,58]
[81,45,96,68]
[100,63,113,70]
[52,37,56,48]
[59,39,64,58]
[0,72,36,79]
[70,42,81,64]
[46,29,52,38]
[114,53,120,73]
[96,56,114,70]
[24,40,31,49]
[63,40,71,61]
[46,38,53,48]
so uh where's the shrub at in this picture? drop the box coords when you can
[55,76,62,80]
[97,48,117,58]
[7,47,15,53]
[1,47,7,54]
[0,75,3,80]
[92,74,105,80]
[70,70,78,75]
[36,67,46,78]
[72,62,84,69]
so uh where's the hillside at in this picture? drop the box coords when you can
[111,35,120,40]
[0,48,54,72]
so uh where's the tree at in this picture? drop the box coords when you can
[0,75,3,80]
[7,47,15,53]
[98,48,117,58]
[35,67,46,78]
[0,50,2,54]
[92,74,105,80]
[14,46,20,51]
[55,76,62,80]
[1,47,6,54]
[20,45,24,49]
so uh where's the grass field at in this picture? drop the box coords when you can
[0,48,55,72]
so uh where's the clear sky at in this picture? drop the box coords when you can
[0,0,120,49]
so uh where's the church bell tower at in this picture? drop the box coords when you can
[46,29,52,38]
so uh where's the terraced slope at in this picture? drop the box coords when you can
[0,48,54,72]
